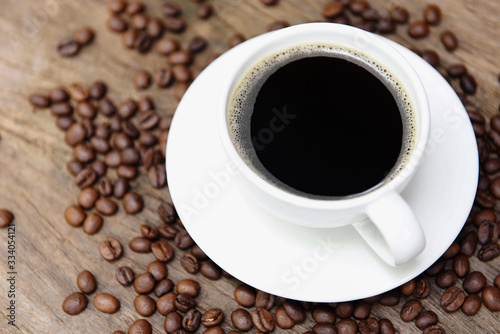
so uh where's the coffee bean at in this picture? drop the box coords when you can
[151,240,174,262]
[52,102,73,116]
[114,267,135,287]
[90,137,110,154]
[460,231,478,256]
[73,144,95,163]
[129,319,152,334]
[478,174,491,191]
[154,68,174,87]
[477,140,490,163]
[234,284,256,307]
[133,294,156,317]
[462,293,482,315]
[182,308,202,331]
[96,178,112,198]
[69,83,90,102]
[495,274,500,289]
[145,261,167,281]
[95,198,118,216]
[58,36,80,57]
[441,286,466,312]
[75,168,97,189]
[113,178,129,200]
[176,279,200,297]
[196,3,213,19]
[436,270,457,289]
[490,176,500,199]
[228,33,246,48]
[453,254,470,278]
[129,237,152,253]
[478,242,500,261]
[323,1,344,19]
[107,0,126,13]
[122,192,144,214]
[336,318,357,334]
[202,308,225,327]
[176,293,197,313]
[482,286,500,311]
[252,308,275,332]
[478,221,499,244]
[488,129,500,149]
[94,293,120,314]
[422,50,440,67]
[77,270,97,294]
[378,318,394,334]
[424,4,441,25]
[358,317,379,334]
[473,122,486,137]
[134,70,152,89]
[408,20,429,38]
[172,65,191,83]
[48,87,69,103]
[168,50,192,65]
[441,31,459,51]
[378,290,400,306]
[283,300,306,323]
[162,1,182,16]
[476,190,496,208]
[76,187,98,210]
[377,19,395,34]
[175,230,194,249]
[73,27,94,46]
[29,93,51,108]
[159,225,179,240]
[261,0,278,5]
[200,260,222,280]
[425,258,446,277]
[98,98,116,116]
[139,133,158,147]
[64,205,86,227]
[335,302,353,319]
[400,299,422,321]
[352,302,371,320]
[180,253,200,274]
[268,20,289,31]
[0,210,13,228]
[108,15,128,32]
[463,271,487,293]
[174,82,189,101]
[98,237,122,261]
[274,306,294,329]
[140,224,159,240]
[155,278,174,297]
[361,8,378,21]
[447,64,468,78]
[120,148,140,166]
[460,74,477,95]
[349,0,369,14]
[62,292,88,315]
[188,36,207,54]
[157,291,177,315]
[413,277,431,298]
[158,202,177,223]
[390,6,409,23]
[117,99,137,120]
[400,279,416,295]
[56,116,76,130]
[156,37,180,55]
[164,16,186,32]
[204,326,224,334]
[255,291,275,310]
[415,310,438,330]
[423,325,445,334]
[117,165,137,179]
[165,311,183,333]
[133,272,155,294]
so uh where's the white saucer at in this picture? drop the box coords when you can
[166,31,478,302]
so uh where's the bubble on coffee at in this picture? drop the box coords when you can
[228,43,416,198]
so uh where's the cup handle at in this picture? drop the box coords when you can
[353,190,426,266]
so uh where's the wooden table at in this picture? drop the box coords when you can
[1,0,499,333]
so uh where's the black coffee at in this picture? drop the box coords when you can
[229,45,414,197]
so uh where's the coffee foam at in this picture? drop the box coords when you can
[228,43,416,199]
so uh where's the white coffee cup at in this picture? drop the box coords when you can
[216,23,430,266]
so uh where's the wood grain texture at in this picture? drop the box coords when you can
[0,0,499,333]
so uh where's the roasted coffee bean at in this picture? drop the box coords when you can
[378,290,400,306]
[352,302,371,320]
[400,279,416,295]
[283,300,306,323]
[377,19,395,34]
[423,325,445,334]
[478,242,500,261]
[176,279,200,297]
[126,1,144,14]
[105,150,121,167]
[77,270,97,294]
[172,64,191,83]
[64,205,86,227]
[400,299,422,321]
[77,187,99,210]
[29,93,50,108]
[146,260,167,281]
[422,50,440,67]
[482,286,500,311]
[478,221,499,244]
[322,1,344,19]
[453,253,470,278]
[478,174,491,191]
[358,317,378,334]
[415,310,438,330]
[56,116,75,130]
[441,286,466,312]
[361,7,378,21]
[473,122,486,137]
[115,267,135,287]
[140,224,159,240]
[117,165,138,179]
[436,270,457,289]
[490,176,500,198]
[234,284,256,307]
[151,240,174,262]
[188,36,207,54]
[113,178,129,199]
[335,302,353,318]
[477,140,490,162]
[180,253,200,274]
[413,277,431,298]
[98,98,116,116]
[52,102,73,116]
[156,37,180,55]
[138,132,158,147]
[228,33,246,48]
[378,318,394,334]
[49,87,69,103]
[424,4,441,25]
[425,258,446,276]
[462,293,482,315]
[261,0,278,5]
[158,202,177,223]
[134,70,152,89]
[173,82,189,101]
[137,96,155,113]
[408,20,429,38]
[488,129,500,149]
[58,36,80,57]
[275,306,294,329]
[476,190,496,208]
[120,148,141,165]
[196,3,213,19]
[155,278,174,297]
[94,293,120,314]
[73,144,95,163]
[460,74,477,95]
[95,198,118,216]
[134,294,156,317]
[129,237,152,253]
[75,168,97,188]
[82,212,103,235]
[441,31,459,51]
[164,16,186,32]
[133,272,155,294]
[168,50,192,65]
[176,294,197,313]
[443,241,460,258]
[99,237,122,261]
[200,260,221,280]
[137,111,159,131]
[90,136,110,153]
[131,12,148,30]
[69,83,89,102]
[129,319,152,334]
[154,67,174,87]
[255,291,275,310]
[460,230,478,256]
[252,308,275,332]
[122,191,143,214]
[62,292,88,315]
[88,81,106,100]
[165,311,183,333]
[74,27,94,46]
[268,20,289,31]
[162,1,182,16]
[349,0,369,14]
[65,123,86,147]
[109,115,122,132]
[202,308,224,327]
[447,64,468,78]
[117,99,137,120]
[175,230,194,249]
[182,308,202,331]
[336,318,357,334]
[159,225,178,240]
[91,160,107,176]
[390,6,409,23]
[463,271,487,293]
[114,134,134,151]
[157,291,177,315]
